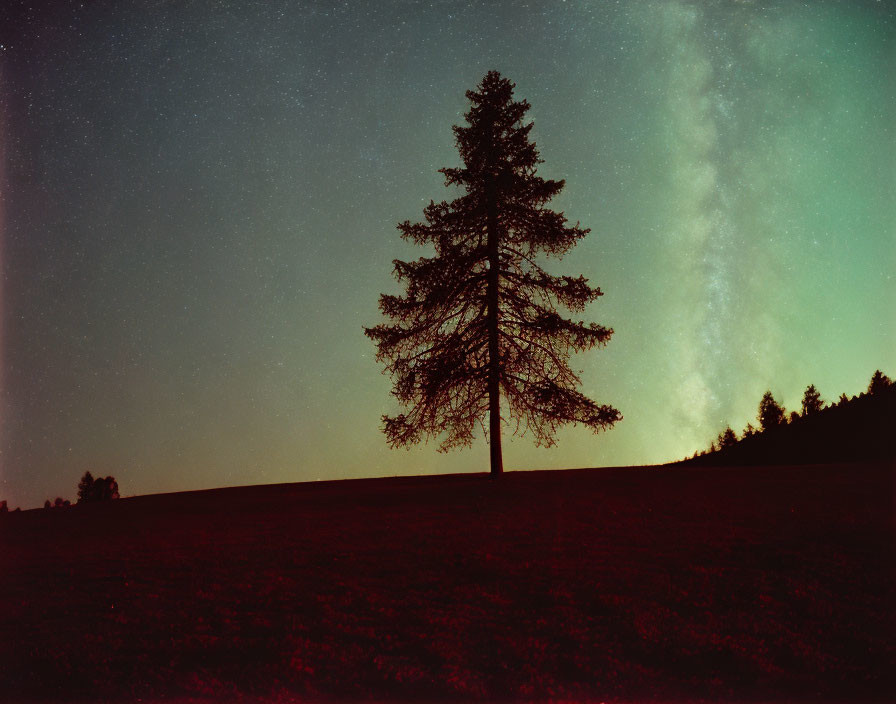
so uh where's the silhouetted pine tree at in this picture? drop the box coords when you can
[717,426,738,448]
[758,391,786,432]
[801,384,823,416]
[77,471,95,504]
[867,370,893,396]
[365,71,620,475]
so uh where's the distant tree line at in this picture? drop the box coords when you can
[44,472,119,508]
[688,370,895,465]
[1,472,120,515]
[77,472,120,503]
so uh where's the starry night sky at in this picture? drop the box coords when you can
[1,1,894,508]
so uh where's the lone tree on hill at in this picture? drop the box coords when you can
[801,384,823,416]
[758,391,786,432]
[365,71,620,475]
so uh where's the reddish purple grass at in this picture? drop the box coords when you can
[2,463,894,703]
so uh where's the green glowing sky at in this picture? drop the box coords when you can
[1,1,893,508]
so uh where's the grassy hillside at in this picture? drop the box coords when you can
[2,463,894,702]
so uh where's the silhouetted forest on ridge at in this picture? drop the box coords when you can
[685,370,895,467]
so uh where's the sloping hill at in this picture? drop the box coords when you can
[2,463,894,702]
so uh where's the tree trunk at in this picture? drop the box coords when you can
[486,177,503,477]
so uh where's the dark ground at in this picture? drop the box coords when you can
[1,462,894,703]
